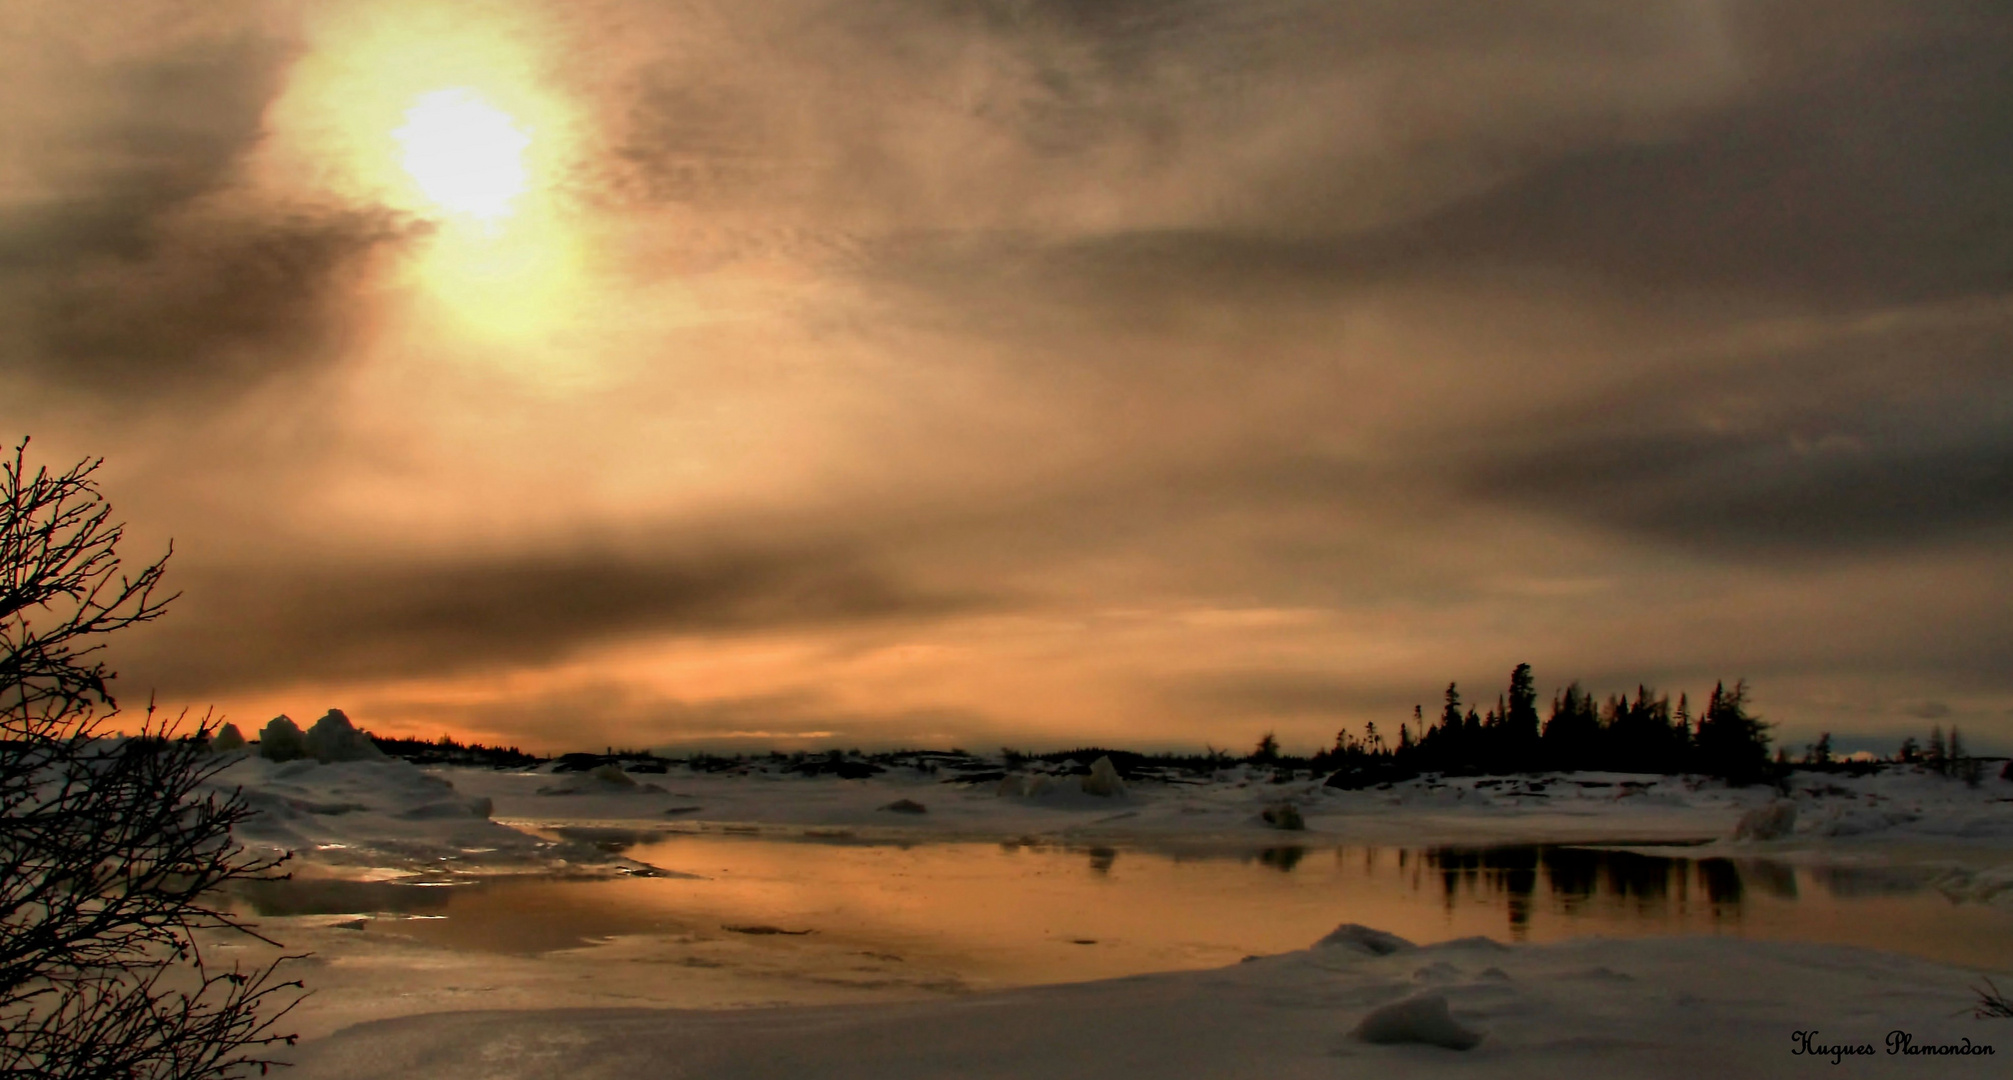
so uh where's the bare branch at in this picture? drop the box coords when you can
[2,438,302,1079]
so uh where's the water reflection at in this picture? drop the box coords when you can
[229,837,2013,976]
[233,878,459,917]
[1809,864,1939,898]
[1259,846,1306,872]
[1414,847,1809,937]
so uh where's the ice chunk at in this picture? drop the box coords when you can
[537,764,665,795]
[303,709,388,763]
[1081,756,1126,797]
[1733,799,1797,840]
[1316,924,1416,956]
[589,763,636,786]
[258,715,306,762]
[1351,992,1485,1050]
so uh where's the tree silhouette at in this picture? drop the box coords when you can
[1542,682,1600,772]
[1692,680,1771,785]
[1,439,302,1078]
[1502,664,1541,766]
[1359,665,1780,783]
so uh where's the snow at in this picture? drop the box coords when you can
[1350,990,1486,1049]
[302,709,390,763]
[283,931,2005,1079]
[204,754,640,876]
[199,754,2013,1075]
[1733,799,1797,840]
[416,758,2013,856]
[204,752,2013,904]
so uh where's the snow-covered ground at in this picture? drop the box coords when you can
[209,751,2013,876]
[286,929,2006,1079]
[199,753,2013,1076]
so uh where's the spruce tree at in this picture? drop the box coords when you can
[1694,680,1771,784]
[1804,732,1832,767]
[1543,682,1600,772]
[1439,683,1463,732]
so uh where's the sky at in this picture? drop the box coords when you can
[3,0,2009,756]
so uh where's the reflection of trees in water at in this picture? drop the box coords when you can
[1697,858,1744,907]
[1259,846,1306,872]
[1417,846,1826,936]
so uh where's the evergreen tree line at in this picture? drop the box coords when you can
[1314,664,1775,785]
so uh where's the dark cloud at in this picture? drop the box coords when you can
[1351,8,2013,307]
[966,6,2013,309]
[0,36,288,269]
[1457,306,2013,556]
[13,1,2013,747]
[595,0,1741,236]
[121,540,997,696]
[0,34,414,402]
[18,208,412,398]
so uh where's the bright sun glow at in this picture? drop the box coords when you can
[394,88,531,222]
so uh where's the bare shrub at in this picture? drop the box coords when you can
[2,439,303,1078]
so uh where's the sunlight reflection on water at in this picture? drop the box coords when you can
[233,835,2013,981]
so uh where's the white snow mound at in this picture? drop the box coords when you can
[1081,756,1126,797]
[303,709,388,763]
[1732,799,1796,840]
[1351,991,1486,1050]
[257,715,307,762]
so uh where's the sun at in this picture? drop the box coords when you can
[393,88,531,222]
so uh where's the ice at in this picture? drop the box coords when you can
[206,755,593,876]
[281,932,2005,1079]
[302,709,389,763]
[203,750,2013,1077]
[1733,798,1797,840]
[1350,991,1485,1049]
[1316,923,1416,956]
[535,763,667,795]
[211,748,2013,883]
[1080,755,1126,797]
[257,715,307,761]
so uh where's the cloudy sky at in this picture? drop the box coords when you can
[4,0,2008,755]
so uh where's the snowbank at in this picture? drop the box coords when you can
[432,758,2013,853]
[206,754,628,876]
[214,750,2013,886]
